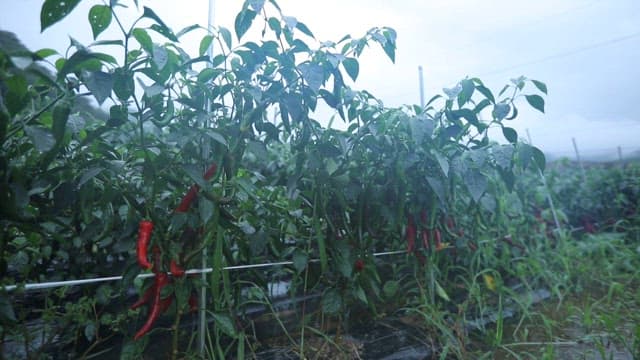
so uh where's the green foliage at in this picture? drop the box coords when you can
[0,0,563,357]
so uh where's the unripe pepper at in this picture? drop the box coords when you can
[136,221,154,269]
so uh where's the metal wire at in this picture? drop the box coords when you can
[1,250,407,292]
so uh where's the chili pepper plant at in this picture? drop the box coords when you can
[0,0,556,358]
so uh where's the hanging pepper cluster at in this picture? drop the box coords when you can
[131,163,217,340]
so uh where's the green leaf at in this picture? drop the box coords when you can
[296,22,315,38]
[382,42,395,63]
[383,280,399,298]
[234,9,256,41]
[150,24,178,42]
[78,167,104,188]
[198,198,215,222]
[211,313,237,338]
[41,0,82,32]
[4,75,28,115]
[531,79,547,94]
[409,116,433,144]
[58,49,98,79]
[219,27,233,49]
[88,5,112,39]
[197,68,222,83]
[204,130,228,148]
[152,44,168,69]
[84,323,95,341]
[142,7,177,41]
[248,0,265,12]
[198,35,214,56]
[268,17,281,37]
[502,126,517,144]
[292,250,307,273]
[176,24,200,38]
[435,280,451,302]
[354,286,367,304]
[525,94,545,113]
[35,48,58,59]
[83,70,113,105]
[298,62,323,93]
[322,289,342,314]
[426,176,447,205]
[342,58,359,82]
[492,103,510,121]
[532,146,546,172]
[283,16,297,31]
[464,168,487,203]
[132,28,153,52]
[25,126,55,153]
[458,79,475,106]
[113,68,134,100]
[475,85,495,103]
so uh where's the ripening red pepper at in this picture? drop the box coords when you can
[421,229,430,249]
[406,215,416,253]
[468,241,478,252]
[203,163,218,180]
[136,221,154,269]
[354,258,364,272]
[175,185,200,213]
[434,228,444,251]
[170,259,186,277]
[131,284,155,310]
[188,293,198,313]
[446,217,455,231]
[175,163,218,213]
[134,272,170,340]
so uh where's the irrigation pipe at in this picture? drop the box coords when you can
[1,250,407,293]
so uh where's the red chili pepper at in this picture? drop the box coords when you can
[468,241,478,252]
[203,163,218,180]
[175,185,200,213]
[434,228,444,251]
[415,251,426,266]
[130,284,155,310]
[446,217,455,231]
[188,293,198,313]
[170,259,186,277]
[136,221,154,269]
[406,215,416,253]
[175,163,218,213]
[421,229,430,249]
[152,245,162,273]
[354,258,364,272]
[134,272,170,340]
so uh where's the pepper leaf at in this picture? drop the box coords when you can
[41,0,82,32]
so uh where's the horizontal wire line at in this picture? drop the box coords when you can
[2,250,407,292]
[5,221,614,293]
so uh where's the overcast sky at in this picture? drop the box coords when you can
[2,0,639,159]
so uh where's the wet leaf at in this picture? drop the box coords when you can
[41,0,82,32]
[88,5,112,39]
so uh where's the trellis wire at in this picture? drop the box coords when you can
[1,250,407,293]
[2,222,598,294]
